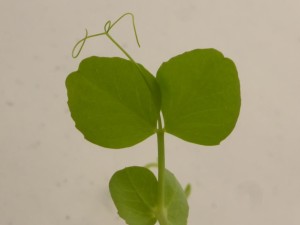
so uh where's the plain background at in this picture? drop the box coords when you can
[1,0,300,224]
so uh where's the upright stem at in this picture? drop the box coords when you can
[157,115,165,208]
[156,115,169,225]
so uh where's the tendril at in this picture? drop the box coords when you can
[71,12,140,58]
[104,20,112,33]
[108,12,140,47]
[72,29,88,58]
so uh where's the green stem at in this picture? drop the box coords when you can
[157,116,165,208]
[156,115,169,225]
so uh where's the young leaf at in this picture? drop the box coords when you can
[163,170,189,225]
[109,167,158,225]
[156,49,241,146]
[110,167,189,225]
[66,57,160,149]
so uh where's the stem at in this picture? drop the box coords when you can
[157,115,165,208]
[156,115,169,225]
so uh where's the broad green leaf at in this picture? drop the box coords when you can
[109,167,158,225]
[109,167,189,225]
[156,49,241,146]
[66,57,160,149]
[163,170,189,225]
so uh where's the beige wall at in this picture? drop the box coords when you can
[1,0,300,224]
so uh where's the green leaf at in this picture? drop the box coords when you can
[109,167,189,225]
[163,170,189,225]
[109,167,158,225]
[66,57,160,149]
[156,49,241,146]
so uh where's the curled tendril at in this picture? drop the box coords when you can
[72,12,140,58]
[72,29,88,58]
[104,20,112,33]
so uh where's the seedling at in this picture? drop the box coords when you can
[66,13,241,225]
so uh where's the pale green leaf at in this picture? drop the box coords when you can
[156,49,241,146]
[163,170,189,225]
[109,167,189,225]
[109,167,158,225]
[66,57,160,148]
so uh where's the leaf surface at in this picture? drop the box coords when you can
[156,49,241,145]
[163,170,189,225]
[109,167,189,225]
[66,57,160,148]
[109,167,158,225]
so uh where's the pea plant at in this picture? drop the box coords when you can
[66,13,241,225]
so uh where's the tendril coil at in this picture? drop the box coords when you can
[72,12,140,58]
